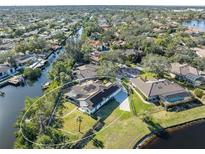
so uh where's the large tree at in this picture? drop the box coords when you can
[142,54,170,77]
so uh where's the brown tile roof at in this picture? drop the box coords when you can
[131,78,187,98]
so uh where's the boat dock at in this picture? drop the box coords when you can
[8,76,25,86]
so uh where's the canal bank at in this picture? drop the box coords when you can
[0,51,59,148]
[134,117,205,149]
[0,27,83,149]
[0,68,49,148]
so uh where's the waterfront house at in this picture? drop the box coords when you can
[170,63,205,87]
[130,77,193,107]
[14,54,37,69]
[0,64,15,80]
[64,80,121,114]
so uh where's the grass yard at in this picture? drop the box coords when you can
[84,99,150,149]
[60,86,205,149]
[139,72,158,80]
[130,92,155,114]
[84,96,205,148]
[152,105,205,128]
[61,102,96,140]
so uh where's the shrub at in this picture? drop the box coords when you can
[194,88,204,98]
[23,68,41,81]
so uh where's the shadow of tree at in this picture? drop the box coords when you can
[92,138,104,148]
[143,116,170,139]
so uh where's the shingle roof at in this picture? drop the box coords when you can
[131,78,187,98]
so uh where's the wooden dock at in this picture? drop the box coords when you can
[8,76,24,86]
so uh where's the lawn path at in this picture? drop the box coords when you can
[62,107,78,118]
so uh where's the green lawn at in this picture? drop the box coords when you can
[131,92,155,114]
[61,91,205,149]
[152,105,205,128]
[84,90,205,149]
[84,99,150,149]
[139,72,158,80]
[61,102,96,141]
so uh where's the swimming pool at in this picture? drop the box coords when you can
[166,96,184,103]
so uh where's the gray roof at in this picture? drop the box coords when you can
[170,63,199,76]
[87,84,119,110]
[14,55,36,65]
[0,64,11,73]
[73,64,98,79]
[64,80,101,100]
[64,80,120,111]
[131,78,187,98]
[185,73,202,81]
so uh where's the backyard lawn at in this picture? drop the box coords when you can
[84,99,151,149]
[131,92,154,114]
[83,90,205,149]
[61,102,96,141]
[152,105,205,128]
[60,91,205,149]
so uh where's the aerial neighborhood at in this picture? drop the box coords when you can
[1,6,205,149]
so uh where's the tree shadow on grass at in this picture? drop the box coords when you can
[143,116,170,139]
[92,138,104,148]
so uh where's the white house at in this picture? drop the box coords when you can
[64,80,121,114]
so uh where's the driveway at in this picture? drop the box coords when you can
[114,89,130,112]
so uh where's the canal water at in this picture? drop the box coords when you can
[0,27,83,149]
[0,69,48,148]
[145,120,205,149]
[0,55,57,149]
[183,20,205,32]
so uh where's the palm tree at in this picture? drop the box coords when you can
[76,116,83,133]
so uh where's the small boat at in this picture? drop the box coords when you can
[8,75,25,86]
[0,91,5,97]
[41,82,50,90]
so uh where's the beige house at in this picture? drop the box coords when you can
[170,63,204,87]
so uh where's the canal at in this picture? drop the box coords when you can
[0,53,58,149]
[0,27,83,149]
[144,120,205,149]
